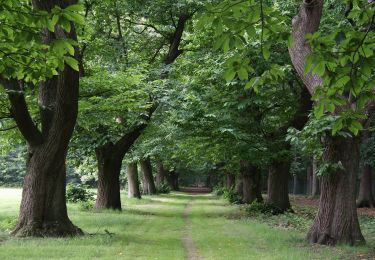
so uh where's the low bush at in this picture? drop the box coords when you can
[157,182,171,194]
[66,183,95,203]
[246,201,284,216]
[213,186,226,196]
[223,188,242,204]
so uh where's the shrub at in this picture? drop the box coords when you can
[223,188,242,204]
[246,201,284,216]
[213,186,226,196]
[79,201,94,211]
[66,183,94,203]
[157,182,171,194]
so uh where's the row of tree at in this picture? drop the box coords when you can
[0,0,375,248]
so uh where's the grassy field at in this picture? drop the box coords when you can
[0,188,373,259]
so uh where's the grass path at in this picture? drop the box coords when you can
[0,188,365,259]
[181,198,200,260]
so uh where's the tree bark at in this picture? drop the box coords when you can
[241,163,263,204]
[307,137,365,245]
[140,158,156,195]
[267,162,291,211]
[95,145,122,210]
[127,162,141,199]
[293,175,298,194]
[357,165,375,208]
[155,159,166,188]
[10,0,82,237]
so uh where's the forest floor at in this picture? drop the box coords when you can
[0,188,374,259]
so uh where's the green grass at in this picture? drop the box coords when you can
[0,188,373,259]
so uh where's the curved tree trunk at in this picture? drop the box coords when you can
[267,162,291,211]
[307,137,364,245]
[357,166,375,208]
[155,159,166,188]
[95,146,122,210]
[127,162,141,199]
[140,158,156,195]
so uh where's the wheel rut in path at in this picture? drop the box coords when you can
[182,198,201,260]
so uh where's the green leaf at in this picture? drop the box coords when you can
[224,69,236,82]
[65,4,84,12]
[65,56,79,71]
[237,67,248,81]
[313,61,326,77]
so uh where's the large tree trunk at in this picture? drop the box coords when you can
[267,162,291,211]
[307,137,364,245]
[127,162,141,199]
[140,158,156,195]
[155,159,166,188]
[241,162,263,204]
[95,146,122,210]
[312,159,320,197]
[357,165,375,208]
[10,0,82,237]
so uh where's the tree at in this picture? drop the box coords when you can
[0,0,84,237]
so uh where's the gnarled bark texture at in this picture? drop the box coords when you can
[307,137,364,245]
[95,124,147,210]
[267,162,291,211]
[140,158,157,195]
[127,162,141,199]
[8,0,82,237]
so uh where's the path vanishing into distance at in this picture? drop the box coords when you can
[0,188,350,259]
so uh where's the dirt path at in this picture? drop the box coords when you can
[181,199,201,260]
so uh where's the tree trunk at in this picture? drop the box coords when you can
[127,162,141,199]
[357,165,375,208]
[267,162,291,211]
[12,153,82,237]
[95,146,122,210]
[307,137,364,245]
[140,158,156,195]
[312,159,320,197]
[235,175,243,198]
[167,170,179,191]
[241,163,263,204]
[155,159,166,188]
[293,175,298,194]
